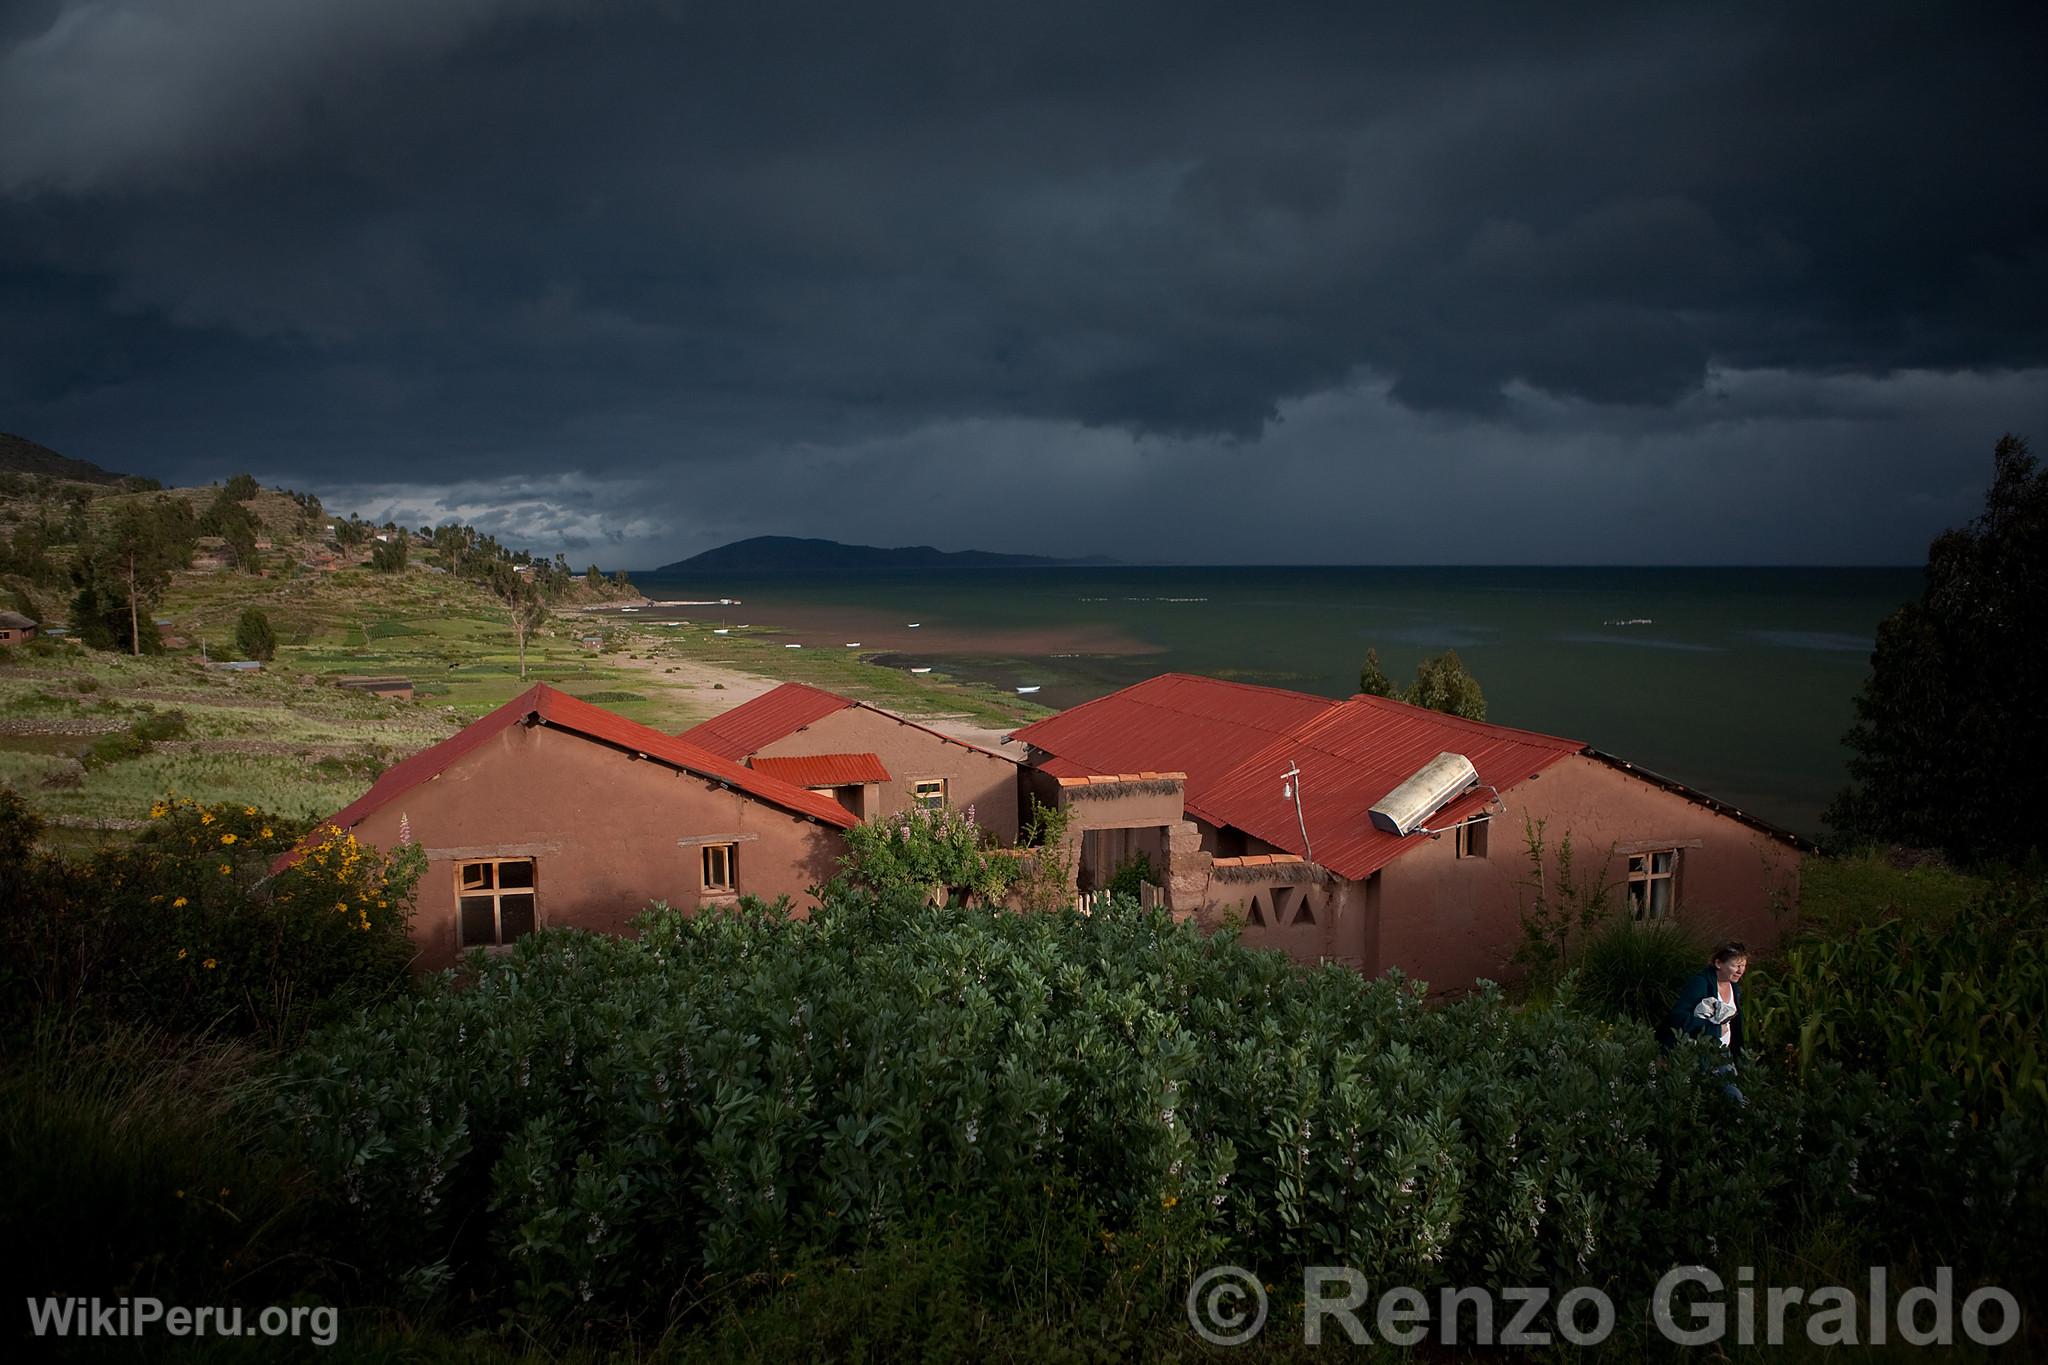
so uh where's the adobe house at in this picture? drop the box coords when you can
[295,684,854,969]
[1011,674,1807,992]
[0,610,37,646]
[678,682,1020,839]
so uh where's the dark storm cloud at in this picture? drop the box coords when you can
[1,1,2044,560]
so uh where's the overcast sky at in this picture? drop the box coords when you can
[3,1,2044,566]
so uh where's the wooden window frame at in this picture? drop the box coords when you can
[1626,848,1679,920]
[1454,816,1490,860]
[456,856,538,947]
[702,841,737,895]
[911,777,948,810]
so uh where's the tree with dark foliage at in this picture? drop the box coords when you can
[1358,648,1396,698]
[72,498,195,655]
[1826,435,2047,864]
[235,607,277,662]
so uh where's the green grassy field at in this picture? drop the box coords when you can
[3,548,1043,838]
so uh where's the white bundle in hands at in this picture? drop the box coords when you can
[1693,997,1738,1025]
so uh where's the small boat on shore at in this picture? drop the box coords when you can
[713,628,729,634]
[845,642,861,648]
[1015,685,1041,695]
[784,643,803,649]
[907,622,921,628]
[910,667,932,674]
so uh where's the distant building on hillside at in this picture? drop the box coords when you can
[677,682,1020,836]
[0,610,37,646]
[290,684,855,970]
[1010,674,1807,991]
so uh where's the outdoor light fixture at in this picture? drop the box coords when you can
[1281,761,1312,860]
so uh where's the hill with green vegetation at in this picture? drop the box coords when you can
[0,455,1042,847]
[0,430,127,484]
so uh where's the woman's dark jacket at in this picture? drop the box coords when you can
[1660,967,1742,1059]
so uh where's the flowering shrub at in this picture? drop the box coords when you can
[280,895,2047,1330]
[1,793,423,1039]
[837,802,1015,906]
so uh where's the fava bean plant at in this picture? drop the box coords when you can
[282,893,2045,1329]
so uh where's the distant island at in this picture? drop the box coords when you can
[652,536,1118,575]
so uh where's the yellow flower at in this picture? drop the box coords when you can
[174,1189,185,1199]
[176,948,188,960]
[220,833,237,845]
[201,812,214,825]
[260,827,272,839]
[1161,1195,1178,1210]
[202,958,217,970]
[149,802,168,819]
[219,863,232,875]
[243,806,256,816]
[172,897,188,908]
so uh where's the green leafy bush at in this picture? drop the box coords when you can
[1106,850,1158,900]
[81,728,151,770]
[129,707,189,742]
[838,802,1016,906]
[280,895,2046,1333]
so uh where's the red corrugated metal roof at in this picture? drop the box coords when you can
[677,681,1014,765]
[1202,695,1583,881]
[1009,674,1339,792]
[749,751,892,787]
[1015,675,1585,881]
[287,684,854,862]
[675,682,856,759]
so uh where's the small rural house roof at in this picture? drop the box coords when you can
[679,681,854,759]
[1010,673,1340,791]
[749,752,892,787]
[290,684,855,862]
[1200,695,1584,881]
[0,610,36,629]
[1016,673,1809,874]
[678,681,1010,763]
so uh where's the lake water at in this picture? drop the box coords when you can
[634,566,1921,840]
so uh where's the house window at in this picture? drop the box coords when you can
[1455,816,1490,860]
[1627,849,1678,920]
[457,858,537,947]
[912,778,948,810]
[702,842,737,894]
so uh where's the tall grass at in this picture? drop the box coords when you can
[1568,915,1705,1027]
[0,1024,320,1305]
